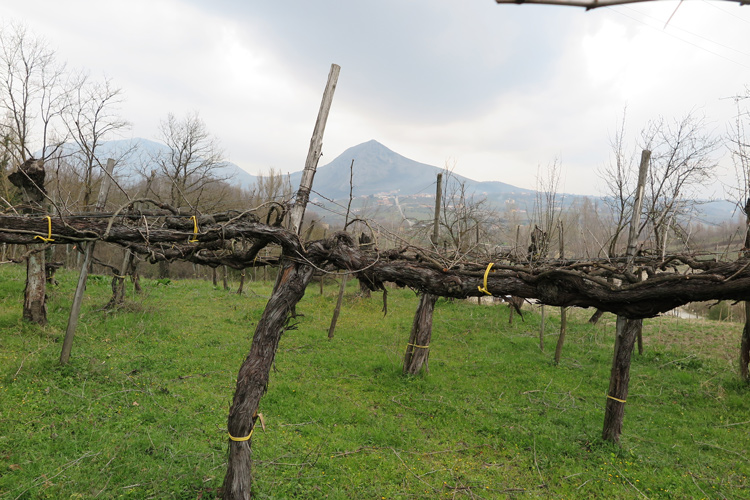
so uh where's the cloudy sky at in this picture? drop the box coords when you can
[3,0,750,196]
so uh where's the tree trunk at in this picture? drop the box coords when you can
[740,202,750,381]
[588,309,605,324]
[24,247,47,325]
[741,302,750,381]
[223,265,230,290]
[10,159,48,325]
[158,260,170,279]
[359,279,371,298]
[328,275,348,339]
[602,316,641,443]
[222,258,314,499]
[212,267,218,287]
[237,271,245,295]
[403,293,437,375]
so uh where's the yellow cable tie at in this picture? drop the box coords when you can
[34,216,54,242]
[228,428,254,442]
[189,215,199,242]
[114,274,126,279]
[607,394,627,403]
[477,262,494,295]
[407,343,430,349]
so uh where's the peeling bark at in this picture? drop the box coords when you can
[403,293,437,375]
[602,316,641,443]
[222,256,314,499]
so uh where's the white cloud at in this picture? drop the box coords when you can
[2,0,749,197]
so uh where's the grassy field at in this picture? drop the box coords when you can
[1,264,749,499]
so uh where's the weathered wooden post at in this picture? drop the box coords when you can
[554,220,566,364]
[539,305,546,351]
[223,63,340,500]
[432,172,443,248]
[61,159,115,365]
[289,64,340,235]
[602,149,650,443]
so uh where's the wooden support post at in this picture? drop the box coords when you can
[289,63,340,235]
[539,305,545,351]
[554,220,566,364]
[403,293,438,375]
[61,159,115,365]
[432,173,443,247]
[328,274,347,339]
[602,149,650,443]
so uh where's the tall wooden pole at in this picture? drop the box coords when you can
[602,149,650,443]
[289,63,340,235]
[432,173,443,246]
[554,220,566,364]
[61,159,115,365]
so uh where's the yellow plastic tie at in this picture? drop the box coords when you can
[189,215,199,243]
[228,428,254,442]
[607,394,626,403]
[477,262,494,295]
[34,216,54,242]
[407,343,429,349]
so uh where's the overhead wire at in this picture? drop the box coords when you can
[611,5,750,70]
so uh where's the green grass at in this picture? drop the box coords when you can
[1,264,749,499]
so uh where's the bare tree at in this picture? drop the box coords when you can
[640,112,720,257]
[152,111,227,211]
[529,159,564,262]
[599,111,719,259]
[436,164,498,262]
[0,23,66,164]
[63,74,130,211]
[599,114,636,259]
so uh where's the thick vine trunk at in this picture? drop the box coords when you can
[588,309,605,324]
[602,316,641,443]
[158,260,170,279]
[403,293,437,375]
[24,247,47,325]
[237,271,245,295]
[9,159,48,325]
[222,258,314,500]
[741,302,750,381]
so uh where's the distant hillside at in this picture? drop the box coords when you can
[290,139,534,201]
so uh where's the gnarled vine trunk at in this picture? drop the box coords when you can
[222,257,315,499]
[403,293,437,375]
[602,316,641,443]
